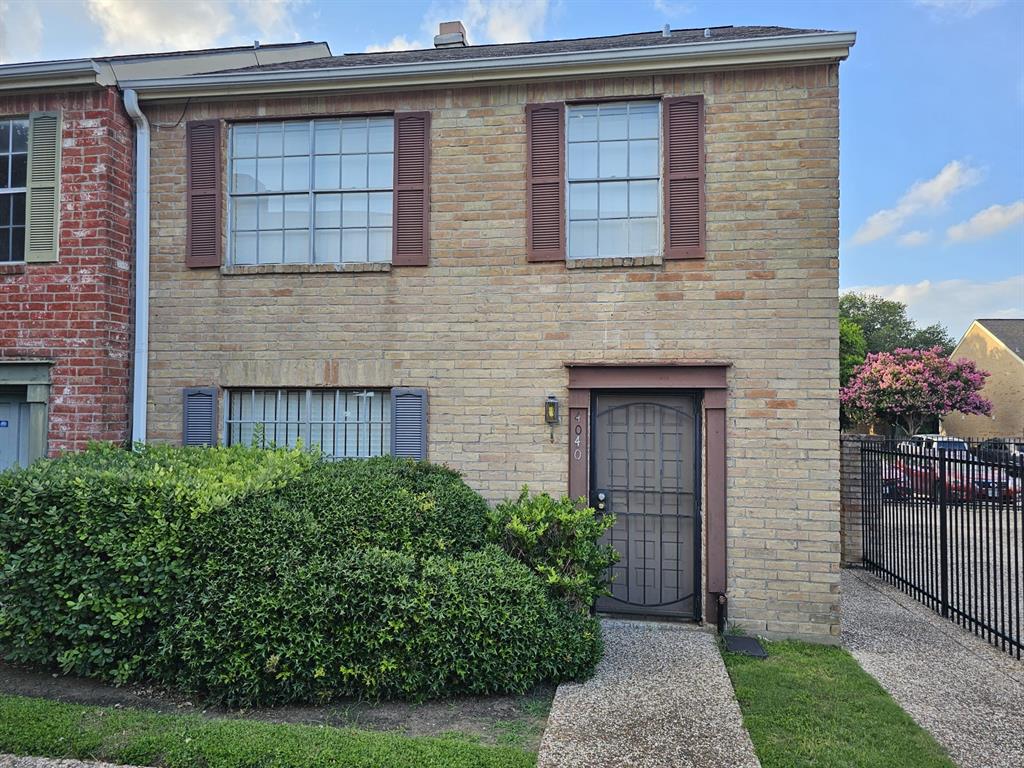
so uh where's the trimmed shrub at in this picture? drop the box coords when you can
[0,443,314,682]
[488,488,619,611]
[231,457,490,559]
[159,545,601,706]
[0,449,601,705]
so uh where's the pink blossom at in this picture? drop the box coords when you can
[841,346,991,434]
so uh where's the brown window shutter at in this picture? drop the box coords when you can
[663,96,705,260]
[526,103,565,262]
[392,112,431,266]
[185,120,222,268]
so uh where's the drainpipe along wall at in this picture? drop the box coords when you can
[123,89,149,444]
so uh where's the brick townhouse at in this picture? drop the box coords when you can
[112,23,856,641]
[0,42,330,469]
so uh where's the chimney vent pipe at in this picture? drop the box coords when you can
[435,20,467,48]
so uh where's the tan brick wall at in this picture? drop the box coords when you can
[943,324,1024,439]
[146,64,842,642]
[839,433,883,566]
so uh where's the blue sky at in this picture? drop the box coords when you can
[2,0,1022,338]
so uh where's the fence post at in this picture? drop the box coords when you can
[860,443,867,566]
[938,447,949,619]
[860,442,868,569]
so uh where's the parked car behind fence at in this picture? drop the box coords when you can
[889,435,1021,503]
[975,438,1024,478]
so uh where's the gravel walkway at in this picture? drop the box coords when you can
[843,569,1024,768]
[537,619,759,768]
[0,758,147,768]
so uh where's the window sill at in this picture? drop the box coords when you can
[0,262,27,275]
[220,262,391,276]
[565,255,662,270]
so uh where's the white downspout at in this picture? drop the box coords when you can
[124,89,149,444]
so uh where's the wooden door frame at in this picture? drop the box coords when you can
[566,361,729,627]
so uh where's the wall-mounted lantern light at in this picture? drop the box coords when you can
[544,395,560,425]
[545,395,559,443]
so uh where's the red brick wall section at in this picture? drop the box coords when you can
[0,87,134,454]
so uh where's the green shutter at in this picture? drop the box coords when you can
[25,111,62,263]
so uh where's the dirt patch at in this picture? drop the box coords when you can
[0,662,554,752]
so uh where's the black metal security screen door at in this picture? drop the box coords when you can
[592,392,701,619]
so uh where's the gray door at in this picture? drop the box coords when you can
[0,388,29,471]
[592,393,700,619]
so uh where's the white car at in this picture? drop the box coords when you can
[897,434,971,457]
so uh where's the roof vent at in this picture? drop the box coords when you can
[662,24,671,38]
[703,28,711,38]
[434,20,467,48]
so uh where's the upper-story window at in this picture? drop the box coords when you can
[229,117,395,265]
[566,101,660,260]
[0,118,29,263]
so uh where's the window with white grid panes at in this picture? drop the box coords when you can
[0,118,28,262]
[226,389,391,458]
[229,117,394,265]
[566,102,660,259]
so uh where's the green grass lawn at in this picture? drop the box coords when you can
[722,640,954,768]
[0,693,535,768]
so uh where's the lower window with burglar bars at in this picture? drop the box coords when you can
[225,388,391,459]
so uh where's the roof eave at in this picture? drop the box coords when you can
[0,60,111,92]
[122,31,857,101]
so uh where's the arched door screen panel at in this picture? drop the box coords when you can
[592,393,701,618]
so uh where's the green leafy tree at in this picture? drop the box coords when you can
[839,293,955,355]
[839,317,867,387]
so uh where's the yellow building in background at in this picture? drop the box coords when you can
[943,319,1024,439]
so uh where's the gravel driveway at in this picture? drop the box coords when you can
[843,568,1024,768]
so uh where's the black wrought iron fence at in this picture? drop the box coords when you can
[861,437,1023,659]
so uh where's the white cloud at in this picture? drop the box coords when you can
[365,35,425,53]
[914,0,1004,18]
[83,0,303,55]
[898,230,932,247]
[0,0,44,63]
[653,0,694,18]
[85,0,235,53]
[238,0,303,44]
[946,200,1024,242]
[850,160,981,245]
[844,275,1024,340]
[460,0,550,44]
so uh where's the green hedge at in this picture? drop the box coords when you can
[0,443,314,682]
[160,546,599,706]
[229,457,491,559]
[0,446,602,706]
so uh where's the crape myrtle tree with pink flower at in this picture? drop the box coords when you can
[840,346,992,437]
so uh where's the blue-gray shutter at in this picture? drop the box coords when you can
[390,388,427,460]
[182,387,217,446]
